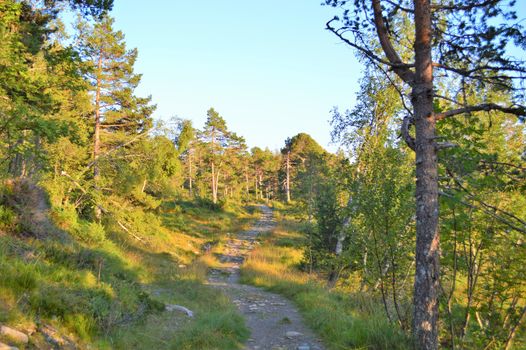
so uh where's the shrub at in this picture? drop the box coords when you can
[0,205,17,231]
[73,221,106,244]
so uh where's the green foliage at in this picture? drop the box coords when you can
[241,216,412,350]
[73,220,106,244]
[0,205,17,231]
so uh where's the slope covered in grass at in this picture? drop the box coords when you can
[0,179,256,349]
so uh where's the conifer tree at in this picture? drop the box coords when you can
[76,16,155,213]
[326,1,526,347]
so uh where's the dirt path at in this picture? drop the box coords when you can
[207,206,325,350]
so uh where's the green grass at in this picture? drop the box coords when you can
[240,208,412,350]
[0,190,257,349]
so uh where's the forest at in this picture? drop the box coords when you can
[0,0,525,349]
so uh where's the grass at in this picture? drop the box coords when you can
[240,205,412,350]
[0,182,258,349]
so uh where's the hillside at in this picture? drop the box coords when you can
[0,178,258,349]
[1,1,526,350]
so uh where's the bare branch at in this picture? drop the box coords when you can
[436,141,457,150]
[384,0,414,13]
[435,103,526,121]
[433,93,463,106]
[325,18,415,76]
[432,0,500,12]
[371,0,415,84]
[401,115,415,151]
[445,168,526,229]
[433,62,526,77]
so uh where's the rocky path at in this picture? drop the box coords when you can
[207,206,325,350]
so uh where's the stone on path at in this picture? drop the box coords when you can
[207,206,325,350]
[286,331,304,339]
[0,325,28,344]
[0,342,19,350]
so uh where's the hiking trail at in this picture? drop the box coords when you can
[207,205,325,350]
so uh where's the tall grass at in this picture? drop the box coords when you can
[240,218,411,350]
[0,189,256,349]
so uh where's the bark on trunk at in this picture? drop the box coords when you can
[245,168,249,197]
[259,174,263,200]
[286,151,291,202]
[254,174,258,200]
[211,161,217,204]
[93,54,103,221]
[211,129,217,204]
[188,149,193,196]
[335,197,353,255]
[412,1,440,349]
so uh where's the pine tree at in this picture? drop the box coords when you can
[76,16,155,216]
[326,1,526,347]
[200,108,230,204]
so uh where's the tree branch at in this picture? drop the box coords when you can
[431,0,500,11]
[435,103,526,121]
[325,19,414,72]
[401,115,415,151]
[371,0,415,84]
[384,0,414,13]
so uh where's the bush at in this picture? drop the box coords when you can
[50,203,79,230]
[74,221,106,244]
[0,205,17,231]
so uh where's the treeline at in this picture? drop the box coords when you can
[294,67,526,349]
[2,1,526,349]
[0,0,338,223]
[287,1,526,347]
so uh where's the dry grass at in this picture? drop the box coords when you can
[240,212,412,350]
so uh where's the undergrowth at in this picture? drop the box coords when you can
[0,179,256,349]
[240,203,411,350]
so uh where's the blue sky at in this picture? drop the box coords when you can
[107,0,361,152]
[81,1,526,153]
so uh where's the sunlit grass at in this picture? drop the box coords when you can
[240,212,412,350]
[0,195,257,349]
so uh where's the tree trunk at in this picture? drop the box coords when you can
[259,174,263,200]
[335,196,353,255]
[412,1,439,349]
[254,173,258,200]
[286,151,291,202]
[211,129,217,204]
[245,168,249,197]
[188,149,193,196]
[211,161,217,204]
[93,54,103,220]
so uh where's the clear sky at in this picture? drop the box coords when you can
[105,0,362,152]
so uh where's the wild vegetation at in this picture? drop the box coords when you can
[0,0,525,349]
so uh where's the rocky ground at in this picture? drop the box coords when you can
[208,206,325,350]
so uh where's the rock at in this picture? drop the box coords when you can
[0,325,28,344]
[297,344,311,350]
[285,331,303,339]
[38,324,76,349]
[0,342,19,350]
[165,304,194,317]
